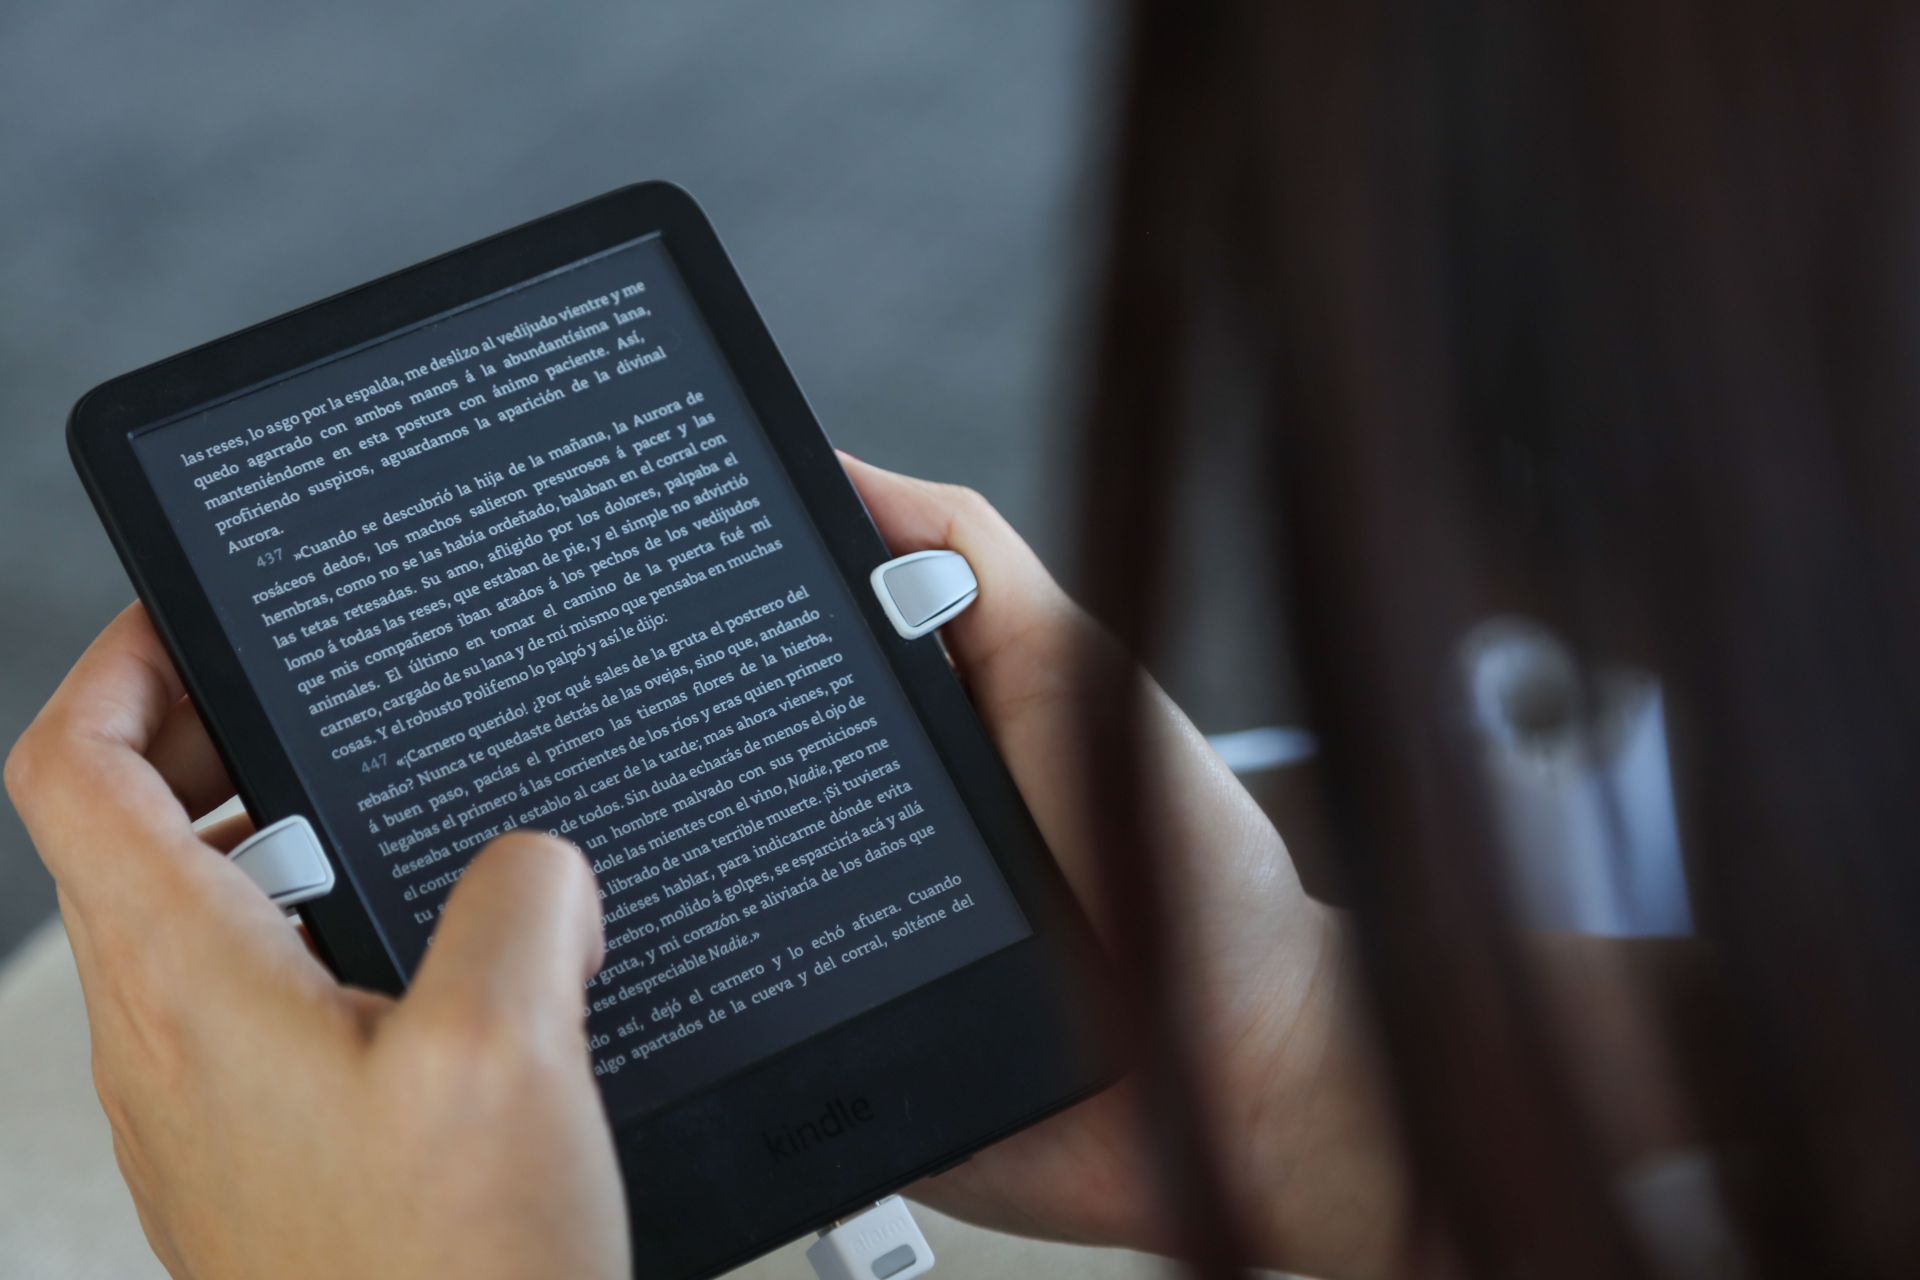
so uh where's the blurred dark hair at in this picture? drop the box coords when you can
[1076,2,1920,1275]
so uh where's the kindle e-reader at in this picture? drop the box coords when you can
[68,182,1107,1279]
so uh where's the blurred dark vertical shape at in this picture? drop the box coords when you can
[1078,0,1920,1275]
[1234,6,1653,1274]
[1071,1,1258,1275]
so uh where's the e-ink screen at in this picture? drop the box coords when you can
[132,234,1030,1120]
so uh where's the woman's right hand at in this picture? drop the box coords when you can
[841,454,1409,1280]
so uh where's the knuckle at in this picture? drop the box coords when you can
[90,1055,131,1134]
[89,913,156,981]
[944,483,995,522]
[96,957,193,1074]
[90,1036,180,1152]
[408,998,507,1067]
[2,727,49,813]
[938,483,1019,553]
[7,726,102,828]
[405,1010,546,1106]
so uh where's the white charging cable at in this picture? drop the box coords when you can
[806,1196,936,1280]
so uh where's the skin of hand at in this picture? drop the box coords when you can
[8,457,1409,1280]
[840,454,1409,1279]
[5,607,629,1280]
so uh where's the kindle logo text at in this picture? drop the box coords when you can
[763,1096,876,1160]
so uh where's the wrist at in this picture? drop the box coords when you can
[1233,907,1409,1279]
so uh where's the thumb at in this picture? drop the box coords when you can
[401,831,605,1044]
[839,450,1082,700]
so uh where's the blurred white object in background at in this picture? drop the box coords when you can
[1207,725,1320,774]
[1461,617,1693,937]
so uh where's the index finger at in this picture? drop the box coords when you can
[6,603,214,910]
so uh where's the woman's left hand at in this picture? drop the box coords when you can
[6,604,631,1280]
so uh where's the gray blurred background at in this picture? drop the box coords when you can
[0,0,1285,966]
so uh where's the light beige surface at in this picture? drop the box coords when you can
[0,920,1181,1279]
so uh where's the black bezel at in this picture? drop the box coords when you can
[68,182,1109,1279]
